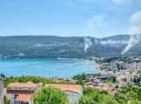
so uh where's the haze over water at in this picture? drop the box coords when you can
[0,58,96,78]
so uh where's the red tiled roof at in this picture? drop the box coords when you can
[16,94,32,102]
[45,84,81,93]
[8,82,39,88]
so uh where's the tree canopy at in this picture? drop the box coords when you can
[34,87,69,104]
[79,87,118,104]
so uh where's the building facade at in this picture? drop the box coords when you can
[0,77,4,104]
[7,82,41,104]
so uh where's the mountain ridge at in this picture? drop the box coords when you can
[0,35,140,58]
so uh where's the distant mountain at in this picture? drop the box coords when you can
[0,35,140,58]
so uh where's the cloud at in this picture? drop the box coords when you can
[130,11,141,34]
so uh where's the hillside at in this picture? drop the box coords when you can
[0,35,140,58]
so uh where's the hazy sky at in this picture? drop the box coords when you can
[0,0,141,37]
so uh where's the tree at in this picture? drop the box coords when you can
[79,96,96,104]
[75,80,84,85]
[79,87,118,104]
[128,100,141,104]
[115,85,141,104]
[73,73,87,80]
[4,96,10,104]
[0,73,6,78]
[34,87,69,104]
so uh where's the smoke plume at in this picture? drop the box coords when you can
[84,37,93,53]
[122,11,141,54]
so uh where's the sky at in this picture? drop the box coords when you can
[0,0,141,38]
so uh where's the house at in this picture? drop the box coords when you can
[7,82,41,104]
[0,77,4,104]
[45,84,83,104]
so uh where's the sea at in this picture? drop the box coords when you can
[0,58,97,78]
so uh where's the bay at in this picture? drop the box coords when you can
[0,58,97,78]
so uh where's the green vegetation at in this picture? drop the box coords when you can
[0,73,6,78]
[34,87,69,104]
[79,85,141,104]
[115,84,141,104]
[4,96,10,104]
[73,73,100,85]
[73,73,117,84]
[73,73,88,80]
[95,57,134,64]
[79,87,118,104]
[4,76,70,87]
[75,80,84,85]
[73,73,99,81]
[4,76,53,87]
[116,63,125,70]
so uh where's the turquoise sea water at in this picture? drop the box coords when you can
[0,58,96,78]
